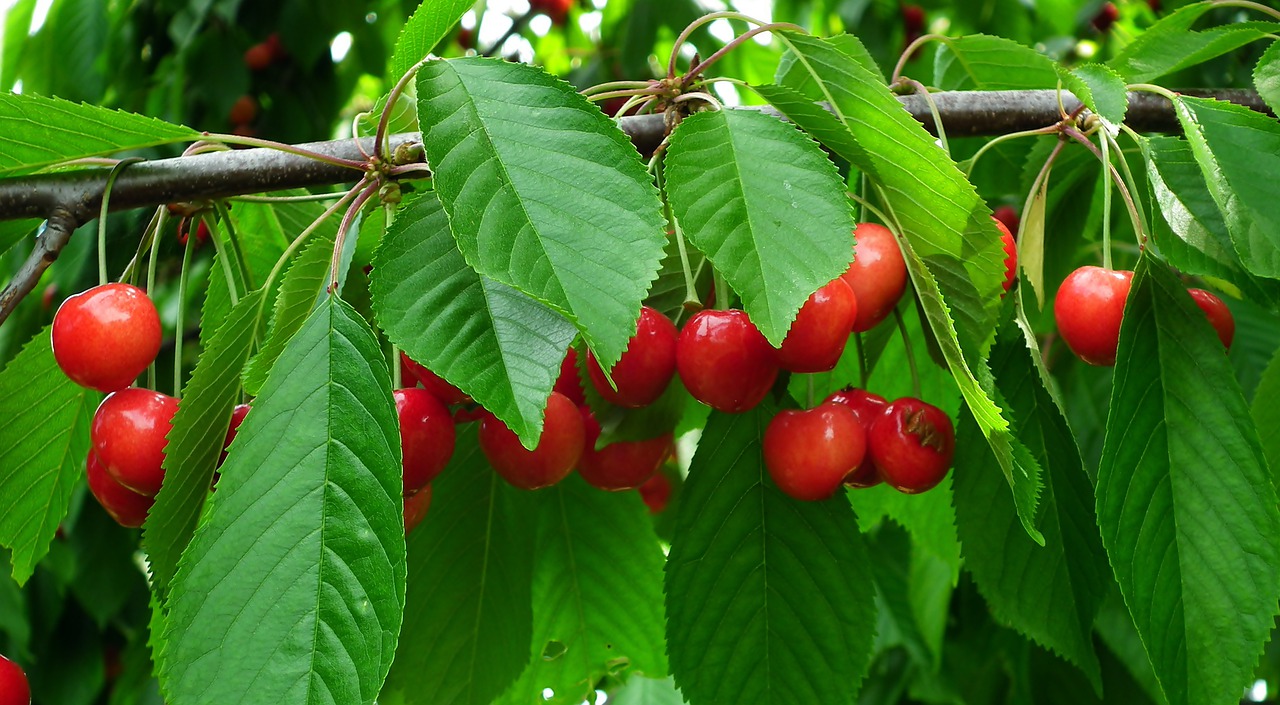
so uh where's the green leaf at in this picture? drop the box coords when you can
[416,57,666,370]
[0,93,196,176]
[664,407,877,705]
[389,0,474,81]
[371,193,578,445]
[497,476,667,704]
[1108,2,1278,83]
[849,479,961,588]
[775,34,884,97]
[1175,96,1280,279]
[932,35,1058,91]
[142,289,265,599]
[226,199,294,288]
[381,428,534,705]
[1097,255,1280,705]
[0,218,37,259]
[1058,64,1128,126]
[1021,169,1050,308]
[0,327,96,585]
[1252,347,1280,489]
[161,296,405,705]
[1254,41,1280,115]
[610,676,688,705]
[663,109,854,346]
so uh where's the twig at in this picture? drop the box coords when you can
[0,207,79,325]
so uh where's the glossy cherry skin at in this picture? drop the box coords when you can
[52,283,162,393]
[1188,288,1235,350]
[554,348,587,406]
[91,388,178,496]
[0,653,30,705]
[993,217,1017,292]
[677,309,779,413]
[638,471,672,514]
[842,223,908,333]
[86,451,154,529]
[400,352,469,406]
[394,388,457,496]
[868,398,954,494]
[587,306,679,407]
[479,391,584,490]
[764,402,867,501]
[1054,266,1133,366]
[577,409,672,491]
[776,278,859,373]
[825,388,888,488]
[404,485,433,535]
[219,403,251,465]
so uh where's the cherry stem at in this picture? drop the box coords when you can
[682,22,805,88]
[329,180,380,289]
[203,133,367,172]
[1099,129,1114,270]
[213,202,252,290]
[854,333,868,389]
[119,206,166,285]
[174,232,195,398]
[144,216,164,390]
[231,191,348,204]
[667,11,771,80]
[1210,0,1280,22]
[98,158,143,285]
[713,269,730,311]
[1108,127,1151,246]
[893,307,922,399]
[207,215,241,308]
[1061,126,1145,260]
[891,34,948,85]
[899,78,950,156]
[964,124,1060,179]
[391,343,403,389]
[581,80,658,96]
[586,88,665,103]
[806,375,815,410]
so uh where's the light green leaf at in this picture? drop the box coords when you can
[416,57,667,370]
[1254,41,1280,115]
[1098,255,1280,705]
[664,109,853,345]
[371,192,578,445]
[933,34,1058,91]
[161,296,405,705]
[0,327,96,585]
[143,289,265,599]
[0,92,196,176]
[1108,2,1278,83]
[1058,64,1128,126]
[389,0,475,82]
[665,407,877,705]
[381,426,534,705]
[1021,170,1050,308]
[610,676,688,705]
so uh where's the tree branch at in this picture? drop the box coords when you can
[0,207,78,323]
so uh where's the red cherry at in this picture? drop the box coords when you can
[868,398,954,494]
[1188,288,1235,350]
[457,27,474,50]
[992,206,1020,236]
[587,306,678,407]
[0,654,30,705]
[86,451,154,528]
[404,485,433,535]
[637,471,672,514]
[577,409,672,491]
[394,388,457,495]
[479,391,584,490]
[91,388,178,496]
[763,401,867,501]
[825,387,888,487]
[842,223,908,333]
[244,42,273,70]
[52,283,162,393]
[219,403,251,465]
[400,352,469,406]
[228,95,258,126]
[676,309,779,413]
[1054,266,1133,366]
[1093,2,1119,32]
[776,278,858,373]
[178,219,211,248]
[554,348,587,406]
[264,32,287,61]
[902,4,926,34]
[530,0,572,25]
[992,216,1017,292]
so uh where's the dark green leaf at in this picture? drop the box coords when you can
[933,35,1058,91]
[389,0,475,81]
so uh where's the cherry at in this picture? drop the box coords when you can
[178,219,211,248]
[457,27,474,50]
[479,391,584,490]
[91,388,179,496]
[825,387,888,487]
[394,388,457,496]
[638,471,672,514]
[400,352,469,406]
[1054,266,1133,366]
[587,306,678,407]
[902,4,926,35]
[244,42,273,70]
[1092,2,1119,32]
[763,401,866,501]
[577,409,672,491]
[0,654,30,705]
[228,95,257,126]
[992,216,1017,292]
[676,309,779,413]
[867,398,954,494]
[842,223,908,333]
[52,283,162,393]
[1188,288,1235,350]
[219,403,251,465]
[554,348,587,406]
[86,451,154,528]
[530,0,572,25]
[992,206,1020,236]
[264,32,287,61]
[776,277,858,373]
[404,485,433,535]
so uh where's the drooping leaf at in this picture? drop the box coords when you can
[371,192,578,445]
[665,407,877,705]
[1254,41,1280,115]
[1021,168,1050,308]
[1108,2,1278,83]
[0,92,196,176]
[389,0,475,81]
[416,57,666,371]
[142,289,265,599]
[1058,64,1128,126]
[161,296,405,705]
[932,34,1058,91]
[381,426,534,705]
[1097,255,1280,705]
[0,328,96,584]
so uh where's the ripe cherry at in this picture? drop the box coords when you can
[587,306,678,407]
[677,309,779,413]
[530,0,572,25]
[993,217,1017,292]
[404,485,433,535]
[219,403,251,465]
[394,388,457,496]
[53,283,162,393]
[1054,266,1133,366]
[992,206,1020,237]
[868,398,954,494]
[91,388,179,496]
[400,352,469,406]
[1187,288,1235,350]
[479,391,584,490]
[776,278,858,373]
[638,471,672,514]
[244,42,273,70]
[842,223,908,333]
[825,387,888,487]
[902,4,926,34]
[764,401,867,501]
[0,653,30,705]
[554,348,586,406]
[577,409,672,491]
[1093,2,1119,32]
[228,95,258,126]
[178,219,210,248]
[86,451,154,529]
